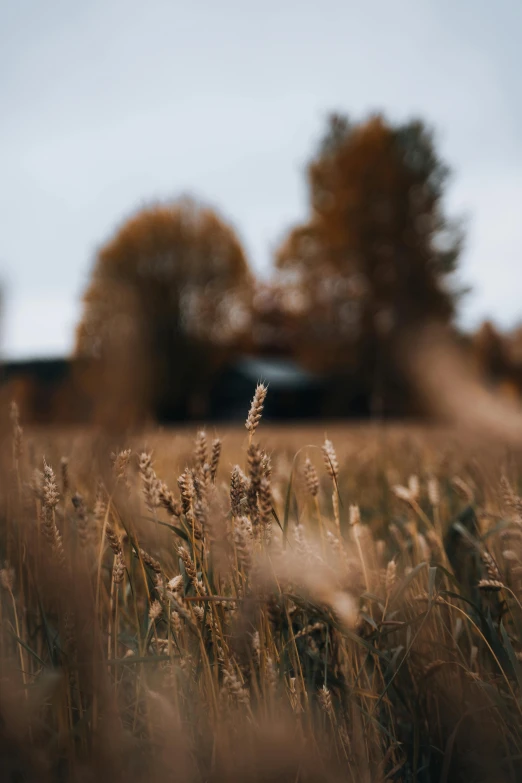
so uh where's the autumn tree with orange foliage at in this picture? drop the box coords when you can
[472,321,508,381]
[471,320,522,403]
[75,198,252,428]
[276,114,464,415]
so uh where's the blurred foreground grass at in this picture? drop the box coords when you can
[2,401,522,783]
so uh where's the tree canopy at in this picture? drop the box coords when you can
[275,113,464,414]
[75,198,252,426]
[71,114,467,424]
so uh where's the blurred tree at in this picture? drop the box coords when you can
[75,198,252,428]
[471,321,522,403]
[276,113,464,416]
[472,321,508,382]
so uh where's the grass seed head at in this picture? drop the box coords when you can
[245,383,267,436]
[304,458,319,497]
[210,438,222,482]
[322,438,339,481]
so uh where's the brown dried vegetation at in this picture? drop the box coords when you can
[2,391,522,782]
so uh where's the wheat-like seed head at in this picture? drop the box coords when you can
[112,551,125,584]
[452,476,474,504]
[261,450,272,479]
[478,579,504,591]
[210,438,222,482]
[349,504,361,526]
[393,484,412,503]
[194,431,208,471]
[41,461,66,566]
[428,476,440,506]
[223,660,250,706]
[385,560,397,596]
[304,458,319,497]
[230,465,248,516]
[139,452,160,511]
[258,476,273,542]
[245,383,267,435]
[158,481,182,517]
[408,474,420,501]
[149,600,163,622]
[318,685,333,716]
[234,516,253,572]
[168,575,184,594]
[105,523,123,556]
[322,439,339,481]
[112,448,132,481]
[170,610,182,634]
[140,548,162,574]
[178,469,195,516]
[177,545,198,587]
[43,460,59,510]
[481,550,502,587]
[0,565,14,592]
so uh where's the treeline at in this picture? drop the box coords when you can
[471,321,522,402]
[3,111,519,426]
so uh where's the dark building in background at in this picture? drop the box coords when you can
[1,351,429,425]
[1,357,71,423]
[209,356,325,422]
[0,357,92,425]
[0,354,329,425]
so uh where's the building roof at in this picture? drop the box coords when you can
[232,356,321,388]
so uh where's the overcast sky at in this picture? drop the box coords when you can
[2,0,522,358]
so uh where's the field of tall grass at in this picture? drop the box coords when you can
[2,385,522,782]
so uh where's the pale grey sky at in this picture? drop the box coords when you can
[2,0,522,358]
